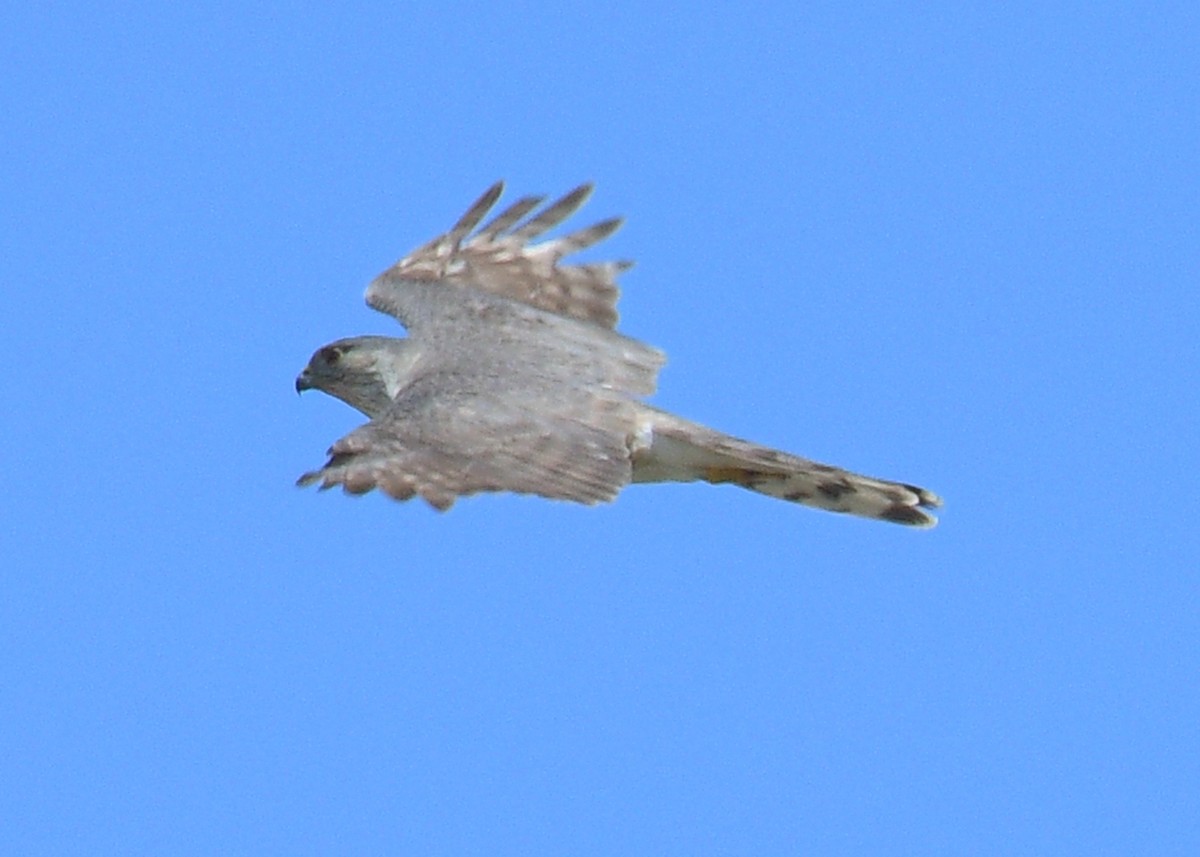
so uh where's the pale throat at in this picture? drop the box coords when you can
[377,355,413,400]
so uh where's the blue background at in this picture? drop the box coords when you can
[4,3,1197,853]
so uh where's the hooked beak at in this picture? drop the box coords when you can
[295,369,313,394]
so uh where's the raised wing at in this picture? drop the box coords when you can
[377,182,631,328]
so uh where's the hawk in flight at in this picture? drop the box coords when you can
[296,182,942,526]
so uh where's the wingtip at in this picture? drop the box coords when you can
[564,180,595,200]
[466,180,506,214]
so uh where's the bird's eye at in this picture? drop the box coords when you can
[319,346,342,364]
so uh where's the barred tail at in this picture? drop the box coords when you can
[633,411,941,527]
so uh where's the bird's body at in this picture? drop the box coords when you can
[297,182,941,526]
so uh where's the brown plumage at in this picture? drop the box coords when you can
[296,182,942,526]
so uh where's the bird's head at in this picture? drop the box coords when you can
[295,335,420,418]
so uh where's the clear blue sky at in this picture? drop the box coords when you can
[3,3,1197,854]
